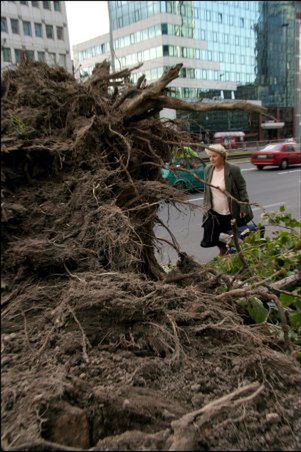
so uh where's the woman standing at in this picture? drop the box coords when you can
[200,144,253,256]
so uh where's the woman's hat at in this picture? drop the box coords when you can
[205,143,228,159]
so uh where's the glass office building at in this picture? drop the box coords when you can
[107,0,260,102]
[73,1,263,132]
[255,0,299,108]
[73,1,300,134]
[75,1,260,97]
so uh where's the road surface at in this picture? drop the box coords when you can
[155,162,301,265]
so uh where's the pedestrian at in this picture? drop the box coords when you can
[200,144,253,256]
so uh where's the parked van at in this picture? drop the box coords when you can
[213,131,245,149]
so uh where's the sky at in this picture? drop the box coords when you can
[65,1,110,56]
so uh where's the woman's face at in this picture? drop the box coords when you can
[208,151,224,167]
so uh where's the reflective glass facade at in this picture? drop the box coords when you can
[74,1,299,133]
[255,0,298,107]
[106,0,259,99]
[110,0,162,29]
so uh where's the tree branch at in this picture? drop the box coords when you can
[156,95,273,120]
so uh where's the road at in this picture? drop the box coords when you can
[155,162,301,265]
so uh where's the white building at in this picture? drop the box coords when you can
[1,0,72,72]
[73,32,110,79]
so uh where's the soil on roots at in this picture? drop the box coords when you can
[1,60,300,451]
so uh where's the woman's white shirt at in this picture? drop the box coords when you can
[210,168,230,215]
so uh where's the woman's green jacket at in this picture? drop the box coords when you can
[203,161,254,224]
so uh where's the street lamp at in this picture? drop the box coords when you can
[107,1,115,72]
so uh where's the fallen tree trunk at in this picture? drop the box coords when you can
[271,269,301,292]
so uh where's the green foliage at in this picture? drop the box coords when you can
[279,292,297,307]
[261,205,301,229]
[289,311,301,330]
[10,114,27,136]
[209,206,301,352]
[295,351,301,364]
[237,296,269,323]
[211,206,300,278]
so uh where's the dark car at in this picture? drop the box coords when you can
[250,141,301,170]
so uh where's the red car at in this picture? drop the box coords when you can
[251,141,301,170]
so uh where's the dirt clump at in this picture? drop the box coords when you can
[1,59,300,451]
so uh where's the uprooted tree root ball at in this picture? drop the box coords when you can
[1,59,301,451]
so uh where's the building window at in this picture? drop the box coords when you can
[34,22,42,37]
[46,24,54,39]
[23,21,31,36]
[160,1,166,13]
[213,31,217,42]
[20,1,28,4]
[240,18,244,27]
[181,47,187,58]
[15,49,22,63]
[202,69,207,79]
[163,45,169,56]
[2,47,12,62]
[183,88,190,98]
[56,26,64,40]
[31,1,39,6]
[48,52,56,64]
[58,53,66,68]
[43,1,50,10]
[229,15,234,26]
[25,50,34,61]
[37,51,45,62]
[10,19,19,34]
[218,13,223,23]
[206,10,211,21]
[53,1,61,11]
[161,23,167,35]
[134,10,141,21]
[235,36,239,45]
[1,17,8,33]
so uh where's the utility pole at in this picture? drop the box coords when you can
[107,1,115,72]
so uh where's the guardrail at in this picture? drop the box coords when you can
[199,151,252,162]
[198,139,301,162]
[225,138,300,152]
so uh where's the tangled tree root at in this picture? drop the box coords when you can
[1,60,300,451]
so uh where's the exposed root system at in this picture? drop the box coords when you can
[1,59,300,451]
